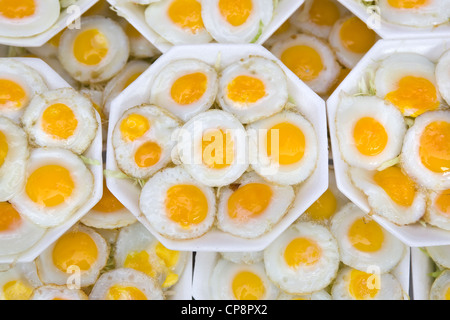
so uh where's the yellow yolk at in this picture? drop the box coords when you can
[123,72,143,91]
[165,184,208,228]
[305,189,338,221]
[419,121,450,173]
[134,141,162,168]
[2,280,33,300]
[171,72,207,105]
[267,122,305,165]
[0,79,27,109]
[387,0,428,9]
[309,0,340,26]
[168,0,204,33]
[124,251,157,279]
[227,75,266,105]
[273,20,291,36]
[0,130,7,167]
[120,113,150,142]
[385,76,439,117]
[48,30,63,48]
[41,103,78,140]
[0,202,22,233]
[349,269,379,300]
[125,23,141,39]
[26,165,75,208]
[218,0,253,27]
[52,231,99,272]
[348,217,384,253]
[92,180,125,213]
[284,237,322,268]
[435,189,450,216]
[155,242,180,288]
[353,117,388,157]
[281,45,324,82]
[106,285,147,300]
[339,17,377,54]
[232,271,265,300]
[445,286,450,300]
[373,166,416,207]
[0,0,35,19]
[202,129,234,169]
[73,29,109,66]
[227,183,272,222]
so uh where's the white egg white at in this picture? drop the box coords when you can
[30,285,88,300]
[436,49,450,106]
[277,290,332,300]
[426,245,450,269]
[430,269,450,300]
[220,251,264,265]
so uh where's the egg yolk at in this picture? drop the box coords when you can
[267,122,305,165]
[124,250,157,279]
[387,0,428,9]
[227,75,266,105]
[0,0,35,19]
[106,285,147,300]
[92,180,125,213]
[373,166,416,207]
[165,184,208,228]
[124,23,141,39]
[284,237,322,268]
[305,189,337,221]
[385,76,439,117]
[155,242,180,288]
[419,121,450,173]
[0,130,8,168]
[26,165,75,208]
[339,17,377,54]
[48,30,63,48]
[41,103,78,140]
[0,79,27,109]
[219,0,253,27]
[273,20,291,36]
[353,117,388,157]
[120,113,150,142]
[232,270,265,300]
[73,29,109,66]
[435,189,450,216]
[0,202,22,233]
[2,280,33,300]
[348,217,384,253]
[171,72,208,105]
[349,269,380,300]
[123,72,143,91]
[168,0,204,33]
[134,141,162,168]
[280,45,324,82]
[227,183,273,222]
[202,128,234,169]
[309,0,341,26]
[445,286,450,300]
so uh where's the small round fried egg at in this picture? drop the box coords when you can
[30,285,88,300]
[9,148,94,228]
[145,0,212,45]
[220,251,264,265]
[430,269,450,300]
[216,56,288,124]
[331,266,404,300]
[21,88,98,155]
[36,225,109,287]
[202,0,273,44]
[176,110,248,187]
[210,258,279,300]
[425,189,450,230]
[426,245,450,269]
[0,262,41,300]
[217,171,295,239]
[149,59,218,122]
[330,203,406,273]
[247,110,318,186]
[139,166,216,240]
[436,49,450,106]
[278,290,332,300]
[112,104,181,180]
[335,95,406,170]
[58,16,130,84]
[264,221,340,294]
[270,33,340,95]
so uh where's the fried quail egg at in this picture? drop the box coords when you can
[425,189,450,231]
[264,221,340,294]
[430,269,450,300]
[220,251,264,265]
[30,285,88,300]
[9,148,94,228]
[21,88,98,155]
[139,166,216,240]
[216,56,288,124]
[335,95,406,170]
[350,166,426,225]
[89,268,164,300]
[330,203,406,273]
[36,225,109,287]
[217,171,295,239]
[331,266,404,300]
[278,290,332,300]
[0,262,41,300]
[176,110,248,187]
[58,16,130,84]
[401,110,450,190]
[436,49,450,106]
[112,104,181,180]
[247,110,318,186]
[426,245,450,269]
[145,0,212,45]
[270,33,340,95]
[114,222,188,290]
[210,258,279,300]
[149,59,218,122]
[374,53,442,117]
[0,0,60,38]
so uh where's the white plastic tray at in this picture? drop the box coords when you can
[410,247,435,300]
